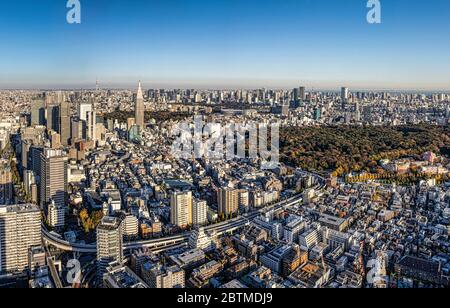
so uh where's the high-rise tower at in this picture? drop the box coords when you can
[0,204,41,273]
[135,81,145,129]
[59,101,70,146]
[97,216,123,286]
[40,148,68,209]
[170,191,193,228]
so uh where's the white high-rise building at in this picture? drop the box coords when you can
[47,199,65,228]
[78,100,97,142]
[341,87,349,102]
[122,214,139,240]
[192,199,208,226]
[170,191,193,228]
[0,204,41,273]
[97,216,123,286]
[78,101,92,122]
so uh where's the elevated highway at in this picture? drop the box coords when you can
[43,172,325,254]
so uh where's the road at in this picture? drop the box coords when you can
[43,171,325,254]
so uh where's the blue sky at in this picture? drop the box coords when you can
[0,0,449,90]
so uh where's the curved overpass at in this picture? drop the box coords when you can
[43,171,324,254]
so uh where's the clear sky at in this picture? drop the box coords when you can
[0,0,449,90]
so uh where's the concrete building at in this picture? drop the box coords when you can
[59,101,71,146]
[142,263,185,288]
[40,148,68,209]
[192,199,208,226]
[97,216,123,286]
[170,191,193,228]
[47,199,65,228]
[46,104,60,133]
[31,99,46,126]
[218,187,239,216]
[122,214,139,240]
[0,204,41,273]
[78,100,96,142]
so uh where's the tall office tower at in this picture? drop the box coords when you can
[96,216,123,286]
[71,117,86,141]
[299,87,306,102]
[0,204,41,273]
[341,87,349,103]
[40,148,68,209]
[47,199,65,228]
[355,101,361,122]
[192,199,208,226]
[293,88,300,103]
[135,81,145,129]
[59,101,71,146]
[46,104,60,133]
[78,100,96,142]
[31,99,46,126]
[170,191,193,228]
[78,101,92,122]
[0,161,13,205]
[30,145,45,180]
[218,187,239,216]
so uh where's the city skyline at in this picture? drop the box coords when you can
[1,0,450,90]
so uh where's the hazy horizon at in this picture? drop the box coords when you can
[1,0,450,90]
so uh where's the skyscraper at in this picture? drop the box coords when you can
[218,187,239,216]
[78,100,96,142]
[0,204,41,273]
[341,87,349,103]
[46,104,60,133]
[299,87,306,102]
[40,148,68,209]
[170,191,193,228]
[355,101,361,122]
[97,216,123,285]
[135,81,145,129]
[31,98,46,126]
[293,88,300,104]
[59,101,71,146]
[30,145,45,180]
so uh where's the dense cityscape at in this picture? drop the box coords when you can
[0,84,449,289]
